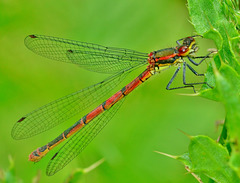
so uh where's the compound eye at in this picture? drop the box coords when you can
[178,45,188,54]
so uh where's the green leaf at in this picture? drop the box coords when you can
[189,135,239,183]
[188,0,240,95]
[188,0,240,176]
[177,153,212,182]
[215,63,240,174]
[215,63,240,126]
[156,147,217,182]
[218,119,228,146]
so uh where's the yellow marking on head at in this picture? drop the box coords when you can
[181,40,196,56]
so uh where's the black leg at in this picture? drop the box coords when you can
[166,65,196,92]
[166,62,213,93]
[192,56,211,59]
[176,39,182,46]
[183,62,213,89]
[182,62,196,92]
[186,63,204,76]
[187,51,213,66]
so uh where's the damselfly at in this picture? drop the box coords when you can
[12,35,213,176]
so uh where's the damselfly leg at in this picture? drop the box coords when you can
[166,52,214,92]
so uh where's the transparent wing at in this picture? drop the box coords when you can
[46,98,125,176]
[12,70,130,140]
[25,35,148,74]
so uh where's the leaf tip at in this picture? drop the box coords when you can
[178,129,192,139]
[177,93,199,96]
[154,151,178,159]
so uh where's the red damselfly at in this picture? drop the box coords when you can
[12,35,213,176]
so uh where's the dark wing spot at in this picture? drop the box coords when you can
[29,35,37,38]
[17,117,26,122]
[51,152,58,160]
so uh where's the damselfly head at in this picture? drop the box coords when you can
[178,36,199,56]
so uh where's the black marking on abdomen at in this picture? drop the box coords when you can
[82,116,87,124]
[138,76,144,82]
[32,151,40,157]
[102,101,106,111]
[38,145,48,152]
[121,86,126,96]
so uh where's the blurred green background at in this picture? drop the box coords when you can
[0,0,224,182]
